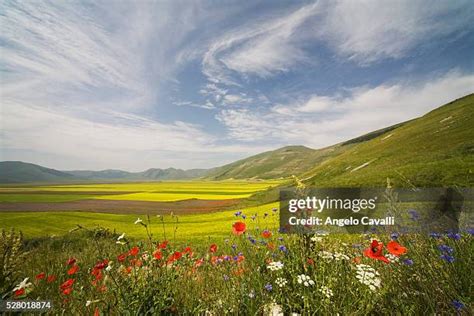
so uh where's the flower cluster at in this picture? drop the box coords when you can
[297,274,315,287]
[319,285,334,299]
[318,251,350,261]
[267,261,284,271]
[355,264,381,291]
[275,277,288,288]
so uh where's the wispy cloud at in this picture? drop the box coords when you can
[318,0,474,64]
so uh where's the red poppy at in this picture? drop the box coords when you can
[306,258,315,265]
[352,257,362,264]
[62,287,73,295]
[94,307,100,316]
[60,278,75,290]
[363,240,389,263]
[66,257,76,266]
[183,246,193,256]
[130,259,142,267]
[94,260,108,270]
[36,272,46,280]
[232,221,246,235]
[117,253,128,262]
[209,244,218,253]
[47,275,56,283]
[153,250,163,260]
[167,251,182,264]
[261,230,272,239]
[67,265,79,275]
[195,258,204,267]
[128,246,140,256]
[236,255,245,263]
[158,240,168,249]
[387,240,407,256]
[14,288,25,297]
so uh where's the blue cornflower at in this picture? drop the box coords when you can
[278,245,288,253]
[438,244,453,253]
[242,215,247,219]
[408,209,420,220]
[447,232,461,240]
[390,232,399,240]
[452,300,465,311]
[264,284,272,292]
[403,259,414,265]
[466,228,474,235]
[231,244,237,250]
[429,232,442,238]
[234,211,242,217]
[440,254,455,263]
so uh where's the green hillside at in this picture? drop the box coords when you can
[0,161,80,183]
[303,94,474,187]
[206,145,350,180]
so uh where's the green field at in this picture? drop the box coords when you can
[0,202,279,241]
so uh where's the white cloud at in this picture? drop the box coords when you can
[202,3,319,82]
[216,71,474,147]
[319,0,474,63]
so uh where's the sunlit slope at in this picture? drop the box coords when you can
[206,145,352,180]
[303,94,474,187]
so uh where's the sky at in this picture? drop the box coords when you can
[0,0,473,171]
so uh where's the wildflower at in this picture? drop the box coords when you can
[62,287,73,295]
[117,233,125,241]
[390,232,399,240]
[267,261,284,271]
[67,264,79,275]
[447,232,461,240]
[158,240,168,249]
[278,245,287,253]
[242,215,247,219]
[234,211,242,217]
[60,278,75,290]
[429,232,441,238]
[355,264,381,291]
[36,272,46,280]
[153,250,162,260]
[452,300,465,311]
[117,253,128,262]
[264,283,273,292]
[311,236,323,242]
[467,228,474,235]
[94,259,109,270]
[105,262,113,272]
[438,245,453,253]
[387,240,407,256]
[248,290,255,298]
[264,303,283,316]
[297,274,315,287]
[275,277,288,288]
[319,285,334,299]
[440,254,455,263]
[306,258,315,265]
[167,251,183,264]
[134,218,143,225]
[232,221,246,235]
[261,230,272,239]
[47,275,56,283]
[318,251,349,261]
[386,254,399,263]
[403,259,413,265]
[66,257,76,266]
[209,244,218,253]
[128,246,140,256]
[407,209,419,220]
[13,278,32,292]
[183,247,193,256]
[14,288,25,297]
[363,240,389,263]
[223,274,229,281]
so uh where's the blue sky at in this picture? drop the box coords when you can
[1,0,473,171]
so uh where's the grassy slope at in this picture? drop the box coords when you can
[303,94,474,187]
[0,161,80,183]
[206,145,353,180]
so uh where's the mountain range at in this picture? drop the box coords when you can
[1,94,473,186]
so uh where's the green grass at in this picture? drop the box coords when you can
[0,202,279,241]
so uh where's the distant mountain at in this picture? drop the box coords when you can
[0,161,80,183]
[0,163,208,184]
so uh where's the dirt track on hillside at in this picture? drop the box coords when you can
[0,198,241,215]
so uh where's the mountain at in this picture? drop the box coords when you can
[66,168,208,181]
[0,161,80,183]
[302,94,474,187]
